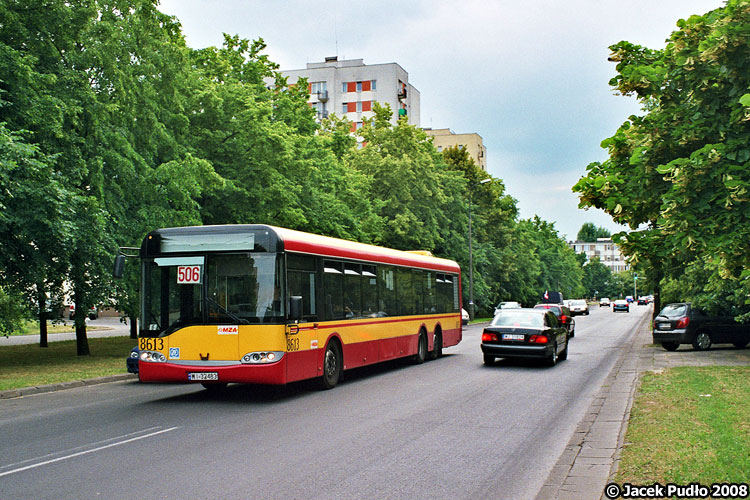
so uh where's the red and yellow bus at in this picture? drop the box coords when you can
[133,224,462,390]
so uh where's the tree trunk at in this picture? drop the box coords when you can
[651,263,663,322]
[76,321,90,355]
[129,317,137,339]
[37,284,48,348]
[74,296,90,356]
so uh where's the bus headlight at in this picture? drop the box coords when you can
[241,351,284,364]
[139,351,167,363]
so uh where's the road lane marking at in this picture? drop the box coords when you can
[0,426,179,477]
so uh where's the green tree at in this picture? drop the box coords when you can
[348,103,463,252]
[518,217,585,301]
[582,257,613,299]
[0,124,72,345]
[574,0,750,318]
[576,222,611,242]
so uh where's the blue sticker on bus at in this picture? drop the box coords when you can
[169,347,180,359]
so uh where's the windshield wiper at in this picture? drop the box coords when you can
[204,295,250,325]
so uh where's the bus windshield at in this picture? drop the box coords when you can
[142,253,284,336]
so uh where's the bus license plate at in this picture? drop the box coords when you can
[188,372,218,381]
[502,334,525,341]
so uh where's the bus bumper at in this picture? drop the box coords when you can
[138,358,288,385]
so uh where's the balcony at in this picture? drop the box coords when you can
[398,88,407,100]
[316,90,329,102]
[317,111,329,120]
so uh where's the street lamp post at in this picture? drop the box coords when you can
[468,178,491,321]
[633,275,638,299]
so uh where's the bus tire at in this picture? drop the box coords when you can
[413,330,427,364]
[429,329,442,360]
[319,340,342,390]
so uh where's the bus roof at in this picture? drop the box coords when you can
[142,224,460,274]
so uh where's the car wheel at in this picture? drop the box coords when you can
[692,332,712,351]
[558,341,568,361]
[319,340,342,390]
[733,340,749,349]
[413,330,427,364]
[429,331,442,360]
[546,343,558,367]
[661,342,679,351]
[483,354,495,365]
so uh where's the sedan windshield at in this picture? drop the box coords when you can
[491,311,543,328]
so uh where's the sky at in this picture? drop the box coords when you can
[157,0,726,241]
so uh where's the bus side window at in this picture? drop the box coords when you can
[323,260,345,320]
[425,271,436,313]
[287,253,318,320]
[344,262,362,318]
[379,266,395,316]
[397,268,414,316]
[362,265,377,317]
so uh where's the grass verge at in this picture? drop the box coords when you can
[616,366,750,484]
[0,336,134,391]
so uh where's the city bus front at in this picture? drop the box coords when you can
[137,226,292,386]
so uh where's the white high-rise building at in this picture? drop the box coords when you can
[570,238,629,273]
[274,57,420,130]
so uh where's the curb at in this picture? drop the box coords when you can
[0,373,138,400]
[535,312,651,500]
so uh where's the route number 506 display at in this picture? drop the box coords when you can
[177,265,202,284]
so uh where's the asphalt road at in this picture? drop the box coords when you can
[0,304,649,500]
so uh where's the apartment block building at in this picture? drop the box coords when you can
[424,128,487,170]
[570,238,629,273]
[276,57,420,130]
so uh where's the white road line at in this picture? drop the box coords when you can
[0,426,179,477]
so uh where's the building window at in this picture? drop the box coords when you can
[311,81,327,94]
[342,82,347,93]
[342,103,348,114]
[371,80,376,90]
[357,81,362,92]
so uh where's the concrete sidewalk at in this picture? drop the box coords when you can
[536,313,750,500]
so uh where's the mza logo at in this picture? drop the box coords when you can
[218,325,238,335]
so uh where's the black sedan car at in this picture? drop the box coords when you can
[533,303,575,337]
[482,308,569,366]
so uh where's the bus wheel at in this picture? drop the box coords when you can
[319,340,342,390]
[429,330,442,360]
[413,330,427,364]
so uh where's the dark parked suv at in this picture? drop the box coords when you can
[653,302,750,351]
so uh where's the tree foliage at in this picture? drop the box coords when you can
[0,0,589,348]
[576,222,611,242]
[574,0,750,318]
